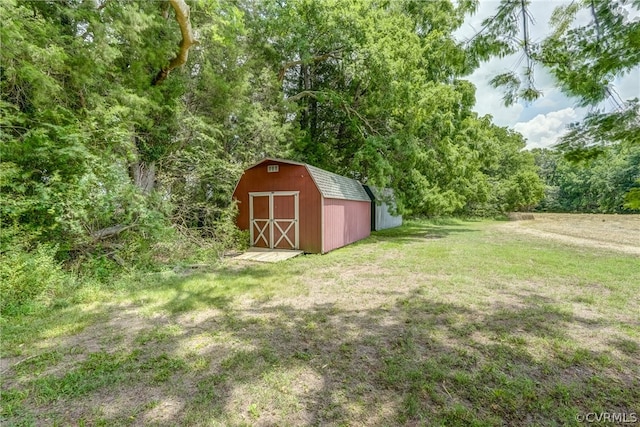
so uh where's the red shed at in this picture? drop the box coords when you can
[233,158,371,254]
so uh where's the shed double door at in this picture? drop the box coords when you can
[249,191,299,250]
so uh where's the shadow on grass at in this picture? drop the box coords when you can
[4,283,639,426]
[130,264,280,314]
[366,220,478,245]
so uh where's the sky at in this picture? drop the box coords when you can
[455,0,640,149]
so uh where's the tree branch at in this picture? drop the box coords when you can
[521,0,535,89]
[278,51,342,82]
[343,103,378,136]
[153,0,198,86]
[286,90,320,102]
[286,89,378,136]
[90,224,135,240]
[590,0,602,52]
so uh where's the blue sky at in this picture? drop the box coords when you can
[456,0,640,149]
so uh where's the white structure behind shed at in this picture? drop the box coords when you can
[363,185,403,231]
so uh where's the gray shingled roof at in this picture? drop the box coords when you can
[306,164,370,202]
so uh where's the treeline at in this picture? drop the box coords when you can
[533,145,640,213]
[0,0,551,313]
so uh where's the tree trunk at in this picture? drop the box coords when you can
[299,64,309,131]
[130,161,156,194]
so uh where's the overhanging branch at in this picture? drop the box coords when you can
[153,0,198,85]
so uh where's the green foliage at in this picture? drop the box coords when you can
[533,145,640,213]
[624,184,640,210]
[557,100,640,154]
[539,0,640,107]
[0,244,71,316]
[481,127,545,213]
[0,133,88,250]
[1,0,173,253]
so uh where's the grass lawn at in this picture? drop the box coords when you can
[2,219,639,426]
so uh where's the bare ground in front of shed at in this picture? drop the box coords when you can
[2,217,640,426]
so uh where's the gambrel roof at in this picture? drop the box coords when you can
[247,158,370,202]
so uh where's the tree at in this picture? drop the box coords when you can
[532,146,640,213]
[466,0,639,205]
[245,0,531,216]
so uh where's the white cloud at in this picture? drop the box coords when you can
[513,107,578,149]
[466,60,524,126]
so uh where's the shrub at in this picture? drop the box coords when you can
[0,244,71,315]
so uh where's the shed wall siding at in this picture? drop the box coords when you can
[233,161,322,253]
[323,199,370,253]
[374,203,403,231]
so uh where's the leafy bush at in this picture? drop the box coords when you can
[0,244,71,315]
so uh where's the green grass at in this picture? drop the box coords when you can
[2,219,639,426]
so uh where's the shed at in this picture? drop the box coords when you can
[363,185,403,231]
[232,158,371,254]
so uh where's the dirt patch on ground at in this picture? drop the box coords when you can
[500,213,640,255]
